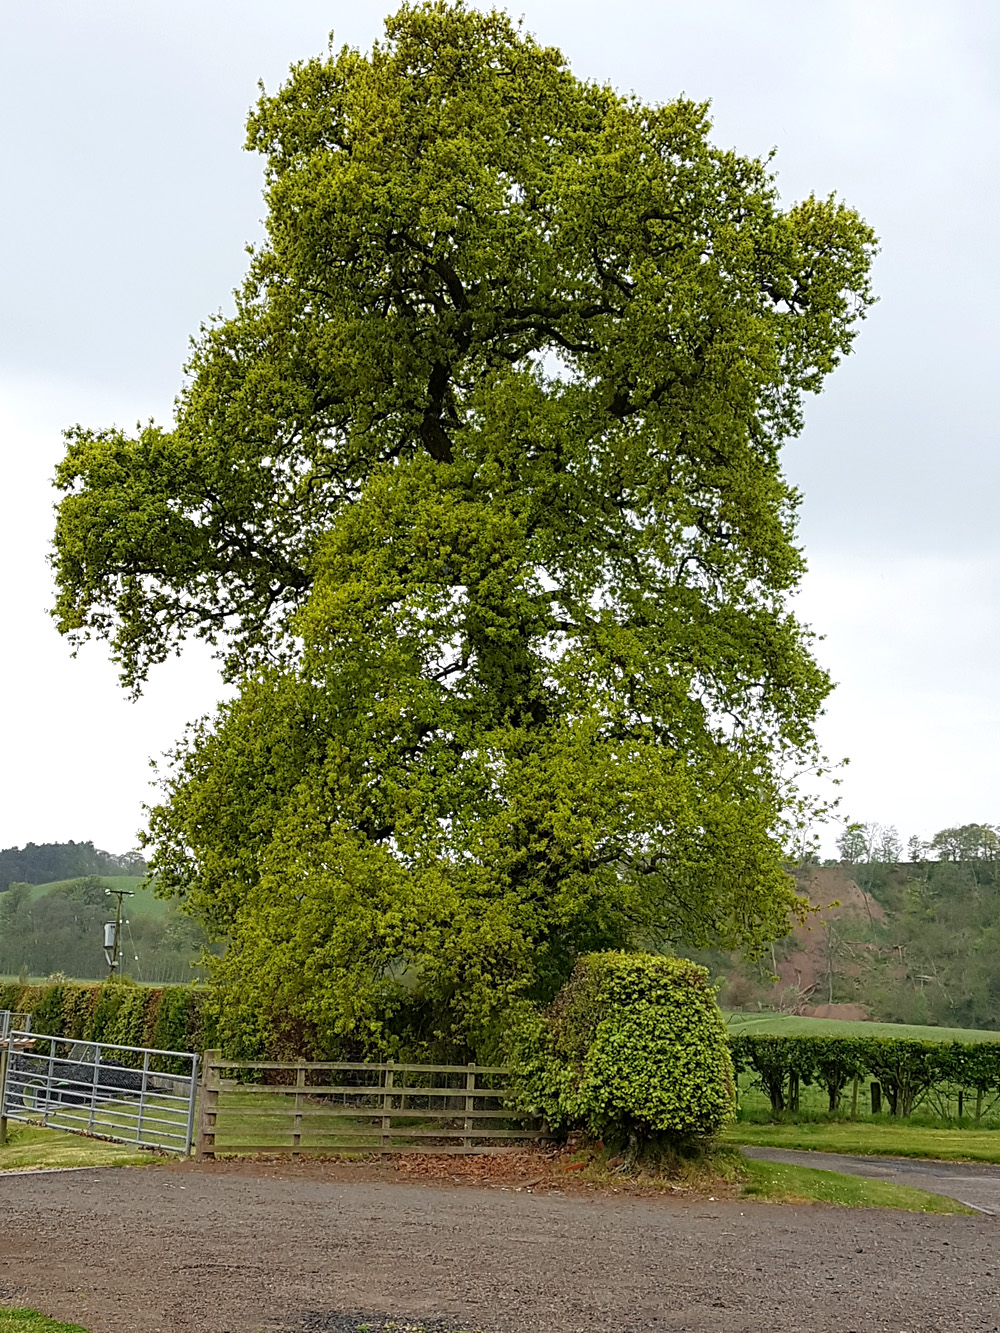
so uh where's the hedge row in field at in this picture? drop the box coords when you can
[0,980,217,1056]
[731,1033,1000,1117]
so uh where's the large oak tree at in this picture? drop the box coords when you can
[52,3,876,1056]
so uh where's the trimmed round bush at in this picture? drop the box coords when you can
[507,951,735,1151]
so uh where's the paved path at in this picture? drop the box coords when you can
[1,1162,1000,1332]
[742,1146,1000,1214]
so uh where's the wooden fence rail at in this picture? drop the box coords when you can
[195,1053,552,1159]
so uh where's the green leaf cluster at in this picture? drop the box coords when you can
[50,4,876,1057]
[506,952,735,1149]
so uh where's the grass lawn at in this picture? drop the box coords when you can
[740,1158,972,1212]
[728,1119,1000,1163]
[14,1091,195,1153]
[0,1122,156,1172]
[0,1311,88,1331]
[563,1141,966,1212]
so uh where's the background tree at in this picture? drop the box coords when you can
[837,822,870,864]
[51,3,876,1057]
[929,824,999,863]
[836,820,900,867]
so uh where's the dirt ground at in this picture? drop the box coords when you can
[1,1156,998,1333]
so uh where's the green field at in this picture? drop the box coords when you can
[725,1010,1000,1043]
[739,1158,971,1212]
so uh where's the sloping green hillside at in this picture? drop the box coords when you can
[725,1010,1000,1042]
[0,875,208,982]
[17,876,168,917]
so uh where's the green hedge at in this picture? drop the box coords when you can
[0,981,217,1058]
[730,1033,1000,1118]
[12,982,999,1124]
[507,952,735,1152]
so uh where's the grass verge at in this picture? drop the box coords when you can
[0,1311,88,1332]
[740,1158,972,1212]
[727,1120,1000,1163]
[0,1122,156,1172]
[559,1140,963,1211]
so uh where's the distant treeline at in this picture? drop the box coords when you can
[733,1032,1000,1118]
[0,841,145,891]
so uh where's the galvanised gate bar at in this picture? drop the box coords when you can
[0,1010,31,1041]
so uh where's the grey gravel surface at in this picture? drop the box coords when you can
[742,1146,1000,1215]
[0,1162,998,1333]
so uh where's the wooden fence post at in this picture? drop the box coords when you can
[464,1062,476,1150]
[0,1044,8,1147]
[292,1060,306,1158]
[787,1070,799,1113]
[197,1049,221,1161]
[381,1060,394,1150]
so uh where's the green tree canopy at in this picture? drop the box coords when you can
[51,3,876,1057]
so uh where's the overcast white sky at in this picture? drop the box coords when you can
[1,0,998,857]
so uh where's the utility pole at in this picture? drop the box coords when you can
[103,888,135,979]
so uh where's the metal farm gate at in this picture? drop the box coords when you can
[0,1031,198,1155]
[0,1011,31,1040]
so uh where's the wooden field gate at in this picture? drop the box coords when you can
[197,1053,553,1159]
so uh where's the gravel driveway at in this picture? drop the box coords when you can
[0,1160,998,1333]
